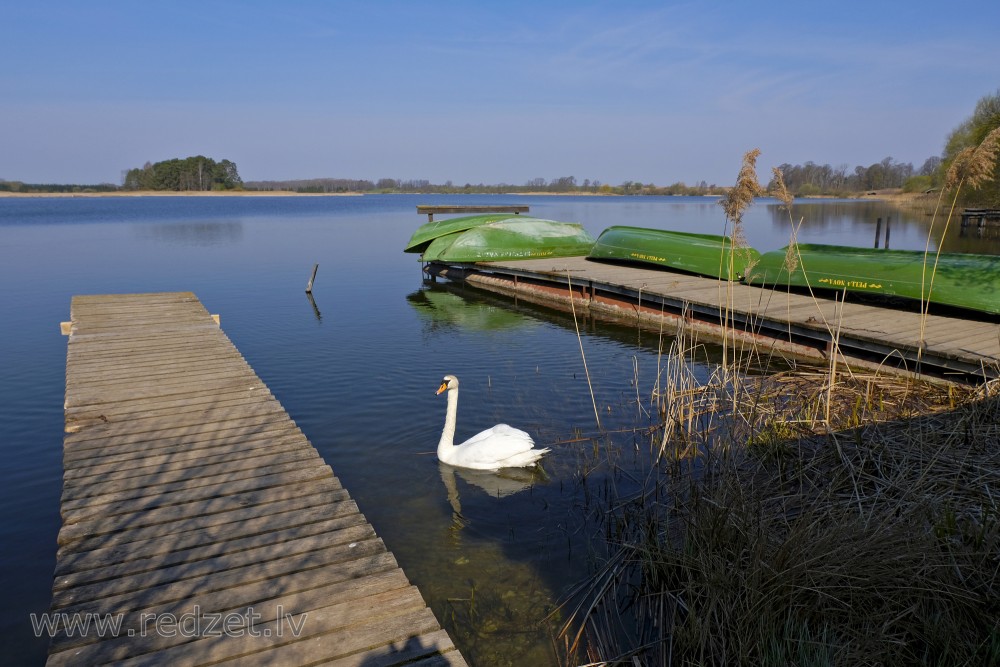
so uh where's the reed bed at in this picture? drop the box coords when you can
[559,147,1000,666]
[563,365,1000,666]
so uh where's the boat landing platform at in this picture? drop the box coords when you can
[50,292,466,666]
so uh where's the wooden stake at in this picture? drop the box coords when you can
[305,263,319,293]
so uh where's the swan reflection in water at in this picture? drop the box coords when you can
[438,462,547,527]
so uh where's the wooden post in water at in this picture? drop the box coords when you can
[306,263,319,293]
[874,217,882,248]
[884,216,891,249]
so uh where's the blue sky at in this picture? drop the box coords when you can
[2,1,998,186]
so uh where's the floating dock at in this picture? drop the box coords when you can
[426,257,1000,383]
[51,293,466,666]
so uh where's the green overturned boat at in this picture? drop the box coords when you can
[414,217,595,263]
[587,225,761,280]
[744,244,1000,315]
[404,213,516,254]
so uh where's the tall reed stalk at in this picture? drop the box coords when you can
[917,127,1000,357]
[717,149,764,413]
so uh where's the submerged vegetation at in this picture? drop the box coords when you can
[557,139,1000,666]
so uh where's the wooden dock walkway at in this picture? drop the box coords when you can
[426,257,1000,382]
[51,293,466,666]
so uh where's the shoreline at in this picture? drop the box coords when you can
[0,190,364,198]
[0,188,938,206]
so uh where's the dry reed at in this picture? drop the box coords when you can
[919,126,1000,353]
[558,150,1000,665]
[562,373,1000,666]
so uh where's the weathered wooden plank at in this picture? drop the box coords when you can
[53,543,393,626]
[63,418,302,458]
[53,517,374,590]
[51,535,388,610]
[62,447,323,498]
[65,399,290,441]
[62,434,309,485]
[62,426,306,470]
[65,374,267,409]
[66,335,234,358]
[48,567,412,660]
[110,600,441,667]
[58,478,342,544]
[64,388,274,425]
[66,402,279,441]
[66,365,262,396]
[416,204,528,222]
[64,403,293,446]
[55,501,364,572]
[58,486,351,554]
[318,629,467,667]
[66,355,252,385]
[61,464,334,522]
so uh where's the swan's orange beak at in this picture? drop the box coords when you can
[436,381,448,395]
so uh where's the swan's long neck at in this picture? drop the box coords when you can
[438,386,459,458]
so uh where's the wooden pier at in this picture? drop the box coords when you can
[426,257,1000,383]
[417,204,528,222]
[960,208,1000,229]
[51,293,466,666]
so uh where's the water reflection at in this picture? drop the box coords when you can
[305,291,322,322]
[407,286,538,334]
[760,200,1000,256]
[439,461,546,522]
[759,200,928,251]
[135,220,244,246]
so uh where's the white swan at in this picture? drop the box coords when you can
[436,374,550,470]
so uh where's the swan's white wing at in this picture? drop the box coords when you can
[460,423,532,447]
[452,424,541,469]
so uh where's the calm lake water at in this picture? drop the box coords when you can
[1,194,996,665]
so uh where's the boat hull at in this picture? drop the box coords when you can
[404,214,519,253]
[587,226,761,280]
[420,218,596,262]
[744,244,1000,315]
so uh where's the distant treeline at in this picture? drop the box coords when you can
[767,156,942,197]
[122,156,243,191]
[243,175,728,196]
[0,180,119,193]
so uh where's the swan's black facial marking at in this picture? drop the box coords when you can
[437,374,459,395]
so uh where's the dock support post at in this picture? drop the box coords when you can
[874,218,882,248]
[884,216,891,249]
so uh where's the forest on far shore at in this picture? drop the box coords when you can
[0,157,936,199]
[240,155,933,197]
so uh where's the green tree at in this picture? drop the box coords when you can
[122,156,242,191]
[941,89,1000,206]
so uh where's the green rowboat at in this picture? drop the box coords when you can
[744,244,1000,315]
[404,214,519,253]
[418,218,595,263]
[587,226,761,281]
